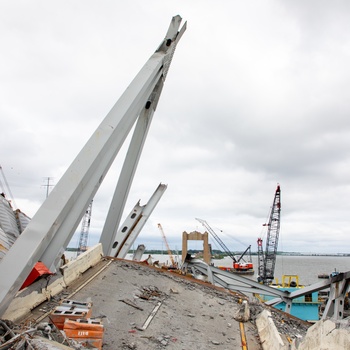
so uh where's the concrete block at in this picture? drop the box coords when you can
[293,319,350,350]
[3,244,103,322]
[320,319,336,335]
[60,244,103,285]
[256,309,287,350]
[30,336,74,349]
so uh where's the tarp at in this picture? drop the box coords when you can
[20,262,53,290]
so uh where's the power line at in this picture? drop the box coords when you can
[42,177,55,198]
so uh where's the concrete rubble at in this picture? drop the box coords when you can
[291,318,350,350]
[68,259,255,349]
[1,246,349,349]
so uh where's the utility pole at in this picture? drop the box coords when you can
[42,177,54,198]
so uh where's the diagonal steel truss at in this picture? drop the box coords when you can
[0,16,186,317]
[184,258,350,320]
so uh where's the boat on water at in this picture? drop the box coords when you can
[257,275,321,322]
[318,269,339,279]
[218,261,254,275]
[194,218,255,275]
[256,186,318,321]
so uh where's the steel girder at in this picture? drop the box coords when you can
[110,183,168,258]
[265,279,333,307]
[0,16,186,317]
[184,259,290,298]
[267,273,350,320]
[99,78,163,256]
[100,16,186,256]
[321,271,350,320]
[186,259,350,320]
[99,16,186,256]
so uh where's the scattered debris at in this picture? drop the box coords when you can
[137,286,165,300]
[0,320,76,349]
[119,298,144,311]
[1,258,317,349]
[234,300,250,322]
[141,301,163,330]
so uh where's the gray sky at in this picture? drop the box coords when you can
[1,1,350,254]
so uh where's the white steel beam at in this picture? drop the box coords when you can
[0,16,186,317]
[100,15,186,255]
[322,272,350,320]
[184,259,290,298]
[99,78,163,256]
[113,183,167,259]
[185,258,350,319]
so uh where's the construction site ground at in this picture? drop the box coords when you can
[23,258,311,350]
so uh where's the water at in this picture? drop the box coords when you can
[134,253,350,286]
[67,250,350,286]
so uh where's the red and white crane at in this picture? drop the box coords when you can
[196,218,253,272]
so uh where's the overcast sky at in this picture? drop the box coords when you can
[1,1,350,254]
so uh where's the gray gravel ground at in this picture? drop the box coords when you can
[12,258,311,349]
[72,259,250,349]
[64,258,309,349]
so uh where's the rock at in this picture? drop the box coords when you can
[234,300,250,322]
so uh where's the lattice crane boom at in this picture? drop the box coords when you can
[237,244,252,263]
[257,184,281,284]
[195,218,237,263]
[257,237,265,279]
[157,223,176,267]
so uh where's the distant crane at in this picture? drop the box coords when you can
[157,223,176,267]
[257,184,281,284]
[195,218,253,272]
[0,165,17,209]
[77,200,93,256]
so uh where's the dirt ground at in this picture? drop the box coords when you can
[65,259,258,349]
[14,258,311,349]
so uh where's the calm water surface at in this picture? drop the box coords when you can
[136,253,350,286]
[67,251,349,286]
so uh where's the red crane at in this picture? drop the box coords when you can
[196,218,253,272]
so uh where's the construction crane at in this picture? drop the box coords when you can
[0,165,17,209]
[195,218,253,272]
[77,200,93,256]
[0,16,186,317]
[236,244,252,264]
[257,184,281,284]
[157,223,176,267]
